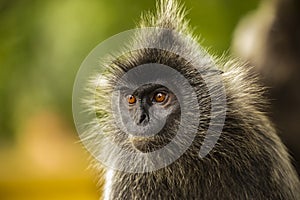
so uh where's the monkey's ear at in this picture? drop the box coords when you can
[139,0,190,33]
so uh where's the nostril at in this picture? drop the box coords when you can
[138,113,147,124]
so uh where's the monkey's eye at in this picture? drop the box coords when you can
[153,92,167,103]
[127,95,136,104]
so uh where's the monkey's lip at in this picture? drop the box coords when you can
[128,135,172,153]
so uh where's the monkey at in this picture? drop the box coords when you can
[81,0,300,199]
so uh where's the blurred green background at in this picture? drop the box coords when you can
[0,0,259,199]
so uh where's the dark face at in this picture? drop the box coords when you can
[117,83,180,152]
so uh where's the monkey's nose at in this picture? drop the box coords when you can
[137,113,149,125]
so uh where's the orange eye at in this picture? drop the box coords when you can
[127,95,136,104]
[154,92,166,103]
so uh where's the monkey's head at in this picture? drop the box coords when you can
[104,46,212,156]
[79,34,225,173]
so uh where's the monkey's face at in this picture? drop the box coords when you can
[116,83,180,152]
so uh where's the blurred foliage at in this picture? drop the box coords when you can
[0,0,259,138]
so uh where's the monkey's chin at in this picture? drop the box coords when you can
[129,136,167,153]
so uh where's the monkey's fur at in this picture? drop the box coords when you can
[87,0,300,199]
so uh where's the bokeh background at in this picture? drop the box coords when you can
[2,0,299,199]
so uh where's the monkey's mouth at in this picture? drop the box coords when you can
[129,134,173,153]
[127,117,180,153]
